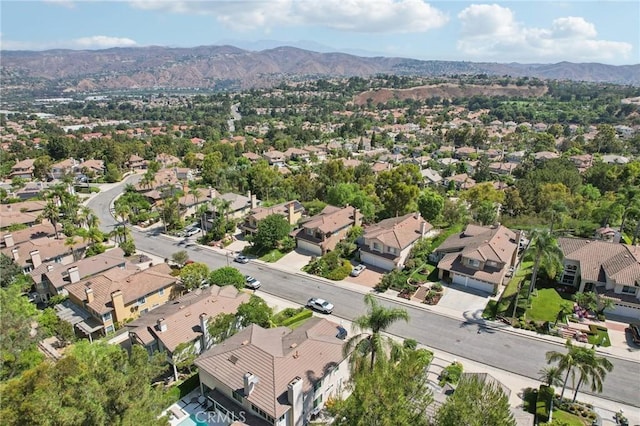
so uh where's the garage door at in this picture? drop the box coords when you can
[297,239,322,256]
[452,274,495,294]
[360,251,395,271]
[607,304,640,320]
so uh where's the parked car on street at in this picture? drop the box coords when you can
[627,323,640,345]
[234,254,249,264]
[306,297,334,314]
[350,264,366,277]
[244,275,261,290]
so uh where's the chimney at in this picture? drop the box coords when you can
[11,248,19,261]
[420,220,428,236]
[287,377,304,420]
[243,372,259,397]
[68,266,80,283]
[251,193,257,209]
[200,313,210,350]
[110,290,125,322]
[29,250,42,268]
[47,264,55,272]
[4,234,14,247]
[287,202,295,224]
[157,318,167,332]
[85,288,94,304]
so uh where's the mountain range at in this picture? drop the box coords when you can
[1,45,639,95]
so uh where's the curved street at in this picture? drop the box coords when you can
[88,177,640,408]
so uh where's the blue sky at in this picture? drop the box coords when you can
[1,1,638,65]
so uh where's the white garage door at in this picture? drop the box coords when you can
[297,239,322,256]
[360,252,395,271]
[452,274,495,294]
[607,304,640,320]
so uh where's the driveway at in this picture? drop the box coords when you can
[344,264,385,289]
[277,248,313,271]
[437,283,491,319]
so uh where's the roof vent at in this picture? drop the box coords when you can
[290,343,298,349]
[229,355,239,365]
[293,350,300,359]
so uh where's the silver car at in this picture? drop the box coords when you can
[245,275,261,290]
[306,298,334,314]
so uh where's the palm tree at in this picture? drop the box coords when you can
[114,203,131,242]
[616,186,640,235]
[538,366,563,387]
[43,201,60,239]
[525,229,564,299]
[64,236,81,261]
[545,339,579,401]
[545,201,568,234]
[570,348,613,403]
[343,294,409,373]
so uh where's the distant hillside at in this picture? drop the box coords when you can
[1,45,639,95]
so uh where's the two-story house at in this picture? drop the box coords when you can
[0,200,47,229]
[1,234,87,273]
[127,285,250,380]
[126,154,148,170]
[283,147,310,162]
[263,150,286,167]
[432,224,519,294]
[10,158,35,180]
[49,158,79,180]
[359,213,432,271]
[294,205,362,256]
[194,317,351,426]
[242,201,305,236]
[557,237,640,319]
[64,263,178,335]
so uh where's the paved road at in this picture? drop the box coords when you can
[88,179,640,407]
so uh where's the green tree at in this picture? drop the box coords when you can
[545,339,580,400]
[0,254,24,288]
[330,348,433,426]
[236,295,273,328]
[376,164,421,218]
[32,155,52,181]
[171,250,189,267]
[344,294,409,372]
[209,266,245,289]
[42,200,60,239]
[434,374,516,426]
[474,200,497,226]
[253,213,291,251]
[525,229,563,298]
[570,348,613,403]
[179,262,210,291]
[538,366,563,387]
[417,189,444,222]
[104,163,122,183]
[172,341,198,376]
[207,312,239,345]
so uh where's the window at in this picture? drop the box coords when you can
[468,259,480,267]
[306,228,314,236]
[232,390,243,402]
[373,242,382,252]
[105,324,115,333]
[622,286,637,295]
[102,312,112,322]
[313,379,322,391]
[158,288,165,296]
[313,395,323,408]
[388,247,397,255]
[137,296,146,306]
[566,264,577,271]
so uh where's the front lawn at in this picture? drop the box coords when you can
[541,409,586,426]
[587,326,611,347]
[259,249,286,263]
[527,288,573,323]
[482,261,532,319]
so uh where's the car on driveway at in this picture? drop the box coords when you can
[244,275,261,290]
[185,227,200,237]
[350,264,366,277]
[627,323,640,345]
[234,254,249,264]
[306,297,334,314]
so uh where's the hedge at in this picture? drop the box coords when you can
[536,385,554,423]
[281,309,313,327]
[325,259,353,281]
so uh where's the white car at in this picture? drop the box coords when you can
[350,264,366,277]
[306,298,334,314]
[244,275,261,290]
[185,228,200,237]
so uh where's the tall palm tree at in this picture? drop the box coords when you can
[545,339,579,401]
[616,186,640,234]
[525,229,564,299]
[343,294,409,373]
[571,348,613,403]
[64,236,81,261]
[538,366,563,387]
[43,201,60,239]
[114,203,131,242]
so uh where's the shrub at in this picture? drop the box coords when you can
[325,259,353,281]
[431,282,443,292]
[280,309,313,327]
[438,361,463,386]
[536,385,554,423]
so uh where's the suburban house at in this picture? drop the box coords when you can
[178,187,219,217]
[488,162,518,176]
[77,159,105,177]
[294,205,362,256]
[49,158,78,180]
[242,152,262,163]
[421,168,443,186]
[1,235,87,273]
[10,158,35,179]
[39,247,128,300]
[431,224,519,294]
[557,237,640,319]
[1,222,56,248]
[156,153,181,168]
[214,192,260,220]
[64,263,179,335]
[242,200,305,236]
[127,285,250,380]
[0,200,47,229]
[126,154,148,170]
[283,147,310,162]
[443,173,476,190]
[359,213,433,271]
[15,181,51,200]
[263,150,287,167]
[194,317,351,426]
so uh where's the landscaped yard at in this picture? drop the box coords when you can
[259,249,286,263]
[541,409,586,426]
[482,261,533,319]
[527,288,573,323]
[587,326,611,347]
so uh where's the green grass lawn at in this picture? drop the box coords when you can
[482,261,532,319]
[527,288,573,322]
[259,249,286,263]
[587,327,612,347]
[541,409,586,426]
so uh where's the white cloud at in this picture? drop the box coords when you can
[129,0,448,33]
[42,0,76,9]
[457,4,632,63]
[0,35,137,51]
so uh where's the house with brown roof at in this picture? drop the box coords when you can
[213,191,260,220]
[1,235,87,273]
[126,154,148,170]
[156,153,181,168]
[40,247,128,300]
[194,317,350,426]
[263,150,286,167]
[359,213,432,271]
[1,222,56,248]
[283,147,310,162]
[0,200,46,229]
[127,285,250,380]
[77,159,105,176]
[65,263,179,335]
[443,173,476,190]
[242,200,304,236]
[294,205,361,256]
[49,158,79,180]
[242,152,262,163]
[10,158,35,179]
[432,224,519,294]
[488,162,519,176]
[558,237,640,319]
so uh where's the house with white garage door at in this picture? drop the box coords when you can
[359,213,432,271]
[294,205,361,256]
[432,224,518,295]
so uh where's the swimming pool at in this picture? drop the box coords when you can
[177,414,208,426]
